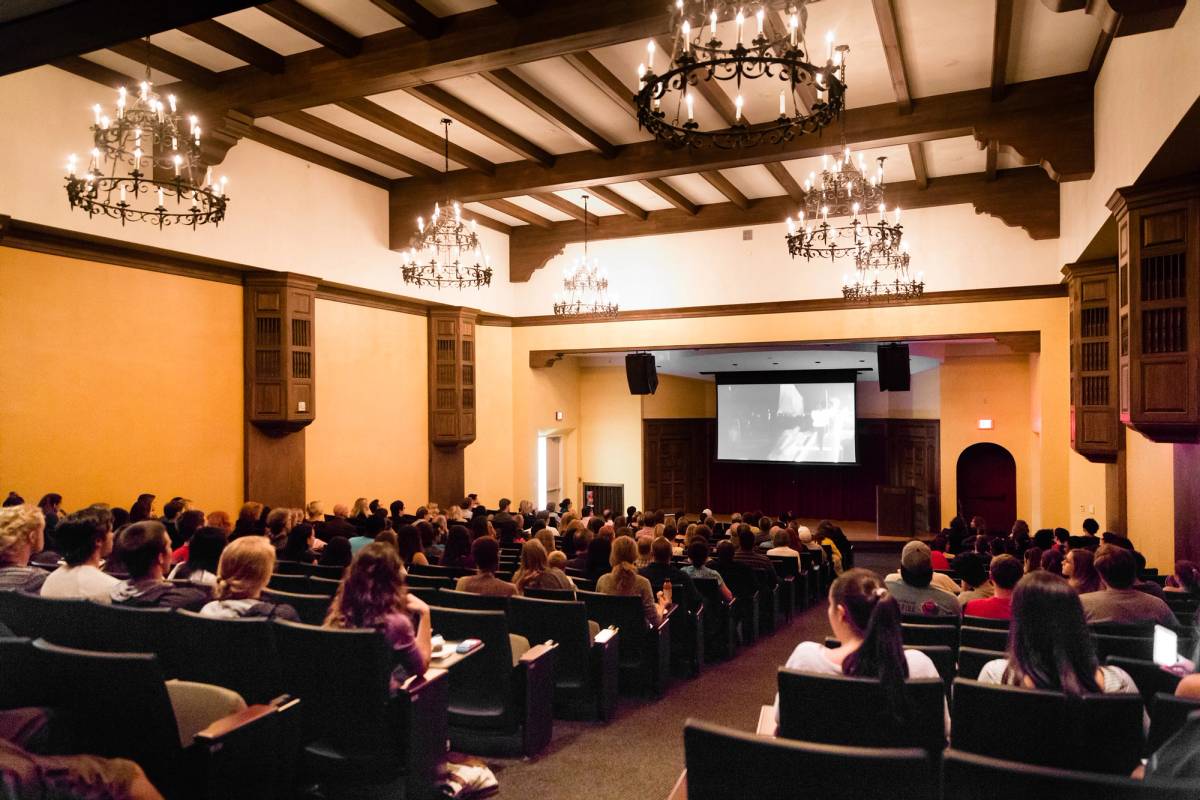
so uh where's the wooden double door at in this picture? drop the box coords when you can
[643,419,711,513]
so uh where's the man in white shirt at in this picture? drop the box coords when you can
[40,506,119,603]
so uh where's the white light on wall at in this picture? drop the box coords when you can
[978,419,994,430]
[555,411,564,421]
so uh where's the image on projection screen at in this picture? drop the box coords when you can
[717,381,857,464]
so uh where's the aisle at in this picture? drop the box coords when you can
[488,599,834,800]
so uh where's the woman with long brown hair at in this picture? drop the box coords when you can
[512,539,572,594]
[596,535,670,624]
[1063,548,1102,594]
[325,542,431,687]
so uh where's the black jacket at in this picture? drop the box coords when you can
[110,578,209,611]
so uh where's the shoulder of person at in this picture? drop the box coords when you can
[976,658,1010,684]
[783,640,825,670]
[1100,664,1140,695]
[903,648,942,679]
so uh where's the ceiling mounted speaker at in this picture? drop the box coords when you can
[877,343,911,392]
[626,353,658,395]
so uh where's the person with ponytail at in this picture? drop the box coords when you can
[597,535,671,625]
[199,536,299,621]
[1167,560,1200,595]
[978,570,1138,695]
[774,569,944,726]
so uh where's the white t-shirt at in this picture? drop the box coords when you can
[40,564,121,603]
[774,640,949,732]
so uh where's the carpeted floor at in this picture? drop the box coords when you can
[487,553,899,799]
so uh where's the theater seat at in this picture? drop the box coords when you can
[428,588,510,611]
[261,589,331,626]
[0,591,85,642]
[956,647,1005,680]
[171,610,285,704]
[683,718,937,800]
[430,607,558,756]
[691,577,738,661]
[1148,694,1200,752]
[577,590,673,696]
[943,748,1200,799]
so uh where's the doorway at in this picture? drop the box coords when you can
[538,434,563,511]
[956,442,1017,535]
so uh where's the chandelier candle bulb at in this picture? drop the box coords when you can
[682,20,690,49]
[204,166,212,186]
[173,154,180,176]
[736,10,744,43]
[157,187,164,207]
[686,92,694,120]
[826,31,834,62]
[790,14,798,45]
[710,9,717,36]
[757,8,764,35]
[66,154,76,176]
[779,90,786,116]
[735,94,743,121]
[92,104,101,125]
[119,185,126,204]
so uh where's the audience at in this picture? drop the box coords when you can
[318,535,352,569]
[1039,548,1064,576]
[168,526,225,586]
[396,524,429,568]
[1063,548,1102,594]
[455,537,517,597]
[928,534,951,570]
[199,536,299,621]
[954,552,993,606]
[1166,560,1200,594]
[1022,546,1042,574]
[681,540,733,602]
[40,508,119,603]
[512,539,573,594]
[978,571,1138,695]
[109,521,208,610]
[640,536,701,609]
[1080,544,1176,626]
[0,504,48,593]
[732,525,778,587]
[597,536,670,625]
[582,536,613,583]
[231,502,263,539]
[325,542,431,688]
[765,528,800,560]
[884,541,960,617]
[128,493,155,524]
[170,509,207,564]
[441,525,475,570]
[278,523,317,564]
[963,554,1021,620]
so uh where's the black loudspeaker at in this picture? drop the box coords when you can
[877,343,911,392]
[625,353,659,395]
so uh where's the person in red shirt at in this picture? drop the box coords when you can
[964,554,1022,620]
[929,533,951,571]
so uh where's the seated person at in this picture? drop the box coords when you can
[440,525,475,570]
[640,536,702,610]
[396,524,429,568]
[40,508,119,603]
[886,548,960,596]
[597,535,671,625]
[348,513,385,555]
[317,535,352,569]
[884,541,960,618]
[0,504,48,593]
[547,549,574,584]
[325,542,431,689]
[277,523,318,565]
[775,569,944,727]
[455,537,517,597]
[634,534,653,569]
[169,509,207,564]
[1040,548,1064,577]
[928,534,951,570]
[1131,551,1166,599]
[168,526,226,587]
[1022,546,1043,574]
[198,536,299,621]
[1080,545,1175,627]
[713,539,757,602]
[0,735,163,800]
[682,539,733,602]
[512,539,573,594]
[765,528,801,560]
[954,552,994,606]
[963,554,1021,620]
[564,531,590,572]
[732,525,778,587]
[979,571,1139,695]
[583,536,613,584]
[1166,560,1200,594]
[1064,548,1102,594]
[110,521,209,610]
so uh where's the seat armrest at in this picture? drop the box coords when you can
[517,643,557,755]
[653,604,678,634]
[192,703,277,743]
[520,641,558,664]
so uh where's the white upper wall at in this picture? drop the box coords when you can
[0,66,516,313]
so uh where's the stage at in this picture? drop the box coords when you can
[705,515,934,553]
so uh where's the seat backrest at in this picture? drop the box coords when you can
[267,573,310,594]
[261,589,331,626]
[429,607,518,727]
[684,718,936,800]
[1093,633,1154,662]
[310,563,347,580]
[523,587,576,602]
[406,574,455,589]
[1106,655,1182,710]
[274,560,310,576]
[407,586,441,604]
[306,576,342,597]
[777,669,945,752]
[768,556,798,578]
[1149,694,1200,752]
[962,615,1009,630]
[0,590,86,642]
[943,748,1200,799]
[956,647,1005,680]
[577,590,649,663]
[170,609,283,704]
[1090,621,1156,638]
[905,612,961,628]
[959,625,1009,651]
[272,619,394,751]
[410,563,474,580]
[64,603,181,674]
[509,596,591,687]
[902,622,959,649]
[430,589,510,611]
[910,645,955,692]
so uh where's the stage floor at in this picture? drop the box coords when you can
[706,515,934,552]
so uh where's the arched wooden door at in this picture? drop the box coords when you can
[956,443,1017,535]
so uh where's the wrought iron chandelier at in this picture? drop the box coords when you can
[553,196,619,319]
[635,0,847,149]
[842,244,924,302]
[63,38,228,229]
[401,119,492,289]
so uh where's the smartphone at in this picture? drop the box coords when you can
[1153,624,1179,667]
[456,638,482,654]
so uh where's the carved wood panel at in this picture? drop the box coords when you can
[1064,259,1119,461]
[243,272,317,431]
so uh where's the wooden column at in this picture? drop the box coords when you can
[428,307,477,508]
[243,272,318,508]
[1108,177,1200,443]
[1176,443,1200,564]
[1063,259,1120,462]
[1104,428,1127,535]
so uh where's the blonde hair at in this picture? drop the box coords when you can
[609,535,640,594]
[213,536,275,601]
[535,528,556,554]
[351,498,370,517]
[547,550,567,570]
[514,539,549,591]
[238,501,264,523]
[0,505,44,564]
[305,500,323,519]
[206,510,232,533]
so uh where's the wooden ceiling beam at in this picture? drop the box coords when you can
[642,178,698,215]
[871,0,912,113]
[655,35,739,126]
[367,0,445,39]
[508,168,1060,280]
[1088,28,1115,84]
[243,125,390,189]
[406,84,554,166]
[462,212,513,235]
[481,68,616,157]
[336,98,495,175]
[168,0,670,118]
[985,139,999,181]
[388,73,1093,236]
[529,193,601,226]
[699,171,751,210]
[562,51,636,120]
[495,0,541,15]
[991,0,1014,100]
[108,40,221,89]
[273,110,438,177]
[908,142,928,189]
[258,0,362,58]
[0,0,259,76]
[763,162,804,202]
[479,199,554,228]
[588,185,648,220]
[52,56,131,90]
[179,20,286,74]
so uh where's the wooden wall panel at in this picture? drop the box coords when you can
[1064,259,1120,461]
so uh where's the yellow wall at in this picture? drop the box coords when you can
[305,299,428,507]
[511,354,581,507]
[579,367,643,509]
[642,374,715,419]
[1127,431,1176,571]
[0,248,243,512]
[464,323,514,508]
